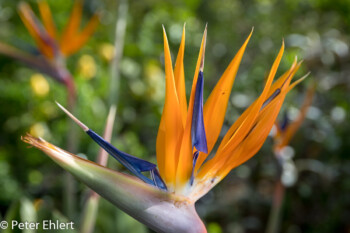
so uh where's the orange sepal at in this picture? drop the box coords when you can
[62,13,99,56]
[197,42,285,177]
[175,26,207,190]
[18,2,54,58]
[194,29,253,173]
[156,27,183,189]
[38,0,57,39]
[174,24,187,127]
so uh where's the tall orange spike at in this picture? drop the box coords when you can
[155,27,183,189]
[175,25,207,191]
[218,45,294,155]
[218,60,297,157]
[194,29,253,173]
[197,42,288,178]
[60,0,83,53]
[267,57,298,96]
[217,67,299,180]
[286,71,309,92]
[62,14,99,56]
[219,99,285,179]
[191,92,289,200]
[38,0,57,39]
[217,42,284,158]
[174,24,187,127]
[18,2,54,58]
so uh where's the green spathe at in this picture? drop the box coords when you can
[22,134,206,233]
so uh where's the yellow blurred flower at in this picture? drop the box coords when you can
[30,73,50,97]
[78,54,96,79]
[99,43,115,61]
[30,122,49,138]
[145,61,165,102]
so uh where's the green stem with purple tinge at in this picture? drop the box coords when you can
[266,180,285,233]
[265,152,286,233]
[62,73,79,219]
[109,0,128,106]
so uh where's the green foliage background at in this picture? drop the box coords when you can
[0,0,349,232]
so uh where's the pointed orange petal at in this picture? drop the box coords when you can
[38,0,57,39]
[156,122,166,177]
[63,14,99,56]
[60,0,83,54]
[156,27,183,189]
[199,43,290,177]
[217,69,298,179]
[216,54,297,156]
[220,99,285,178]
[203,42,284,172]
[192,97,286,201]
[18,2,54,58]
[267,57,298,96]
[175,25,207,190]
[286,71,309,92]
[192,59,303,200]
[194,29,253,173]
[174,24,187,127]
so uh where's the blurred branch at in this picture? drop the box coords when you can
[109,0,128,106]
[80,0,128,230]
[64,74,78,220]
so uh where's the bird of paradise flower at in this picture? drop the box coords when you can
[19,0,99,59]
[23,25,307,233]
[0,0,98,102]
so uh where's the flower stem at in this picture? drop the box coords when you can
[63,73,78,219]
[265,156,286,233]
[109,0,128,106]
[79,0,128,230]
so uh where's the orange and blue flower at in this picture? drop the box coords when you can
[23,25,307,232]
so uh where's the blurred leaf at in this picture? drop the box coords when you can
[20,198,37,233]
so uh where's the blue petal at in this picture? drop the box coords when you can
[280,112,289,132]
[150,168,167,190]
[261,88,281,110]
[86,129,167,190]
[190,151,199,185]
[191,71,208,154]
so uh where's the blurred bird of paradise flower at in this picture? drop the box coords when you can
[0,0,99,102]
[23,25,308,233]
[265,82,314,233]
[18,0,99,59]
